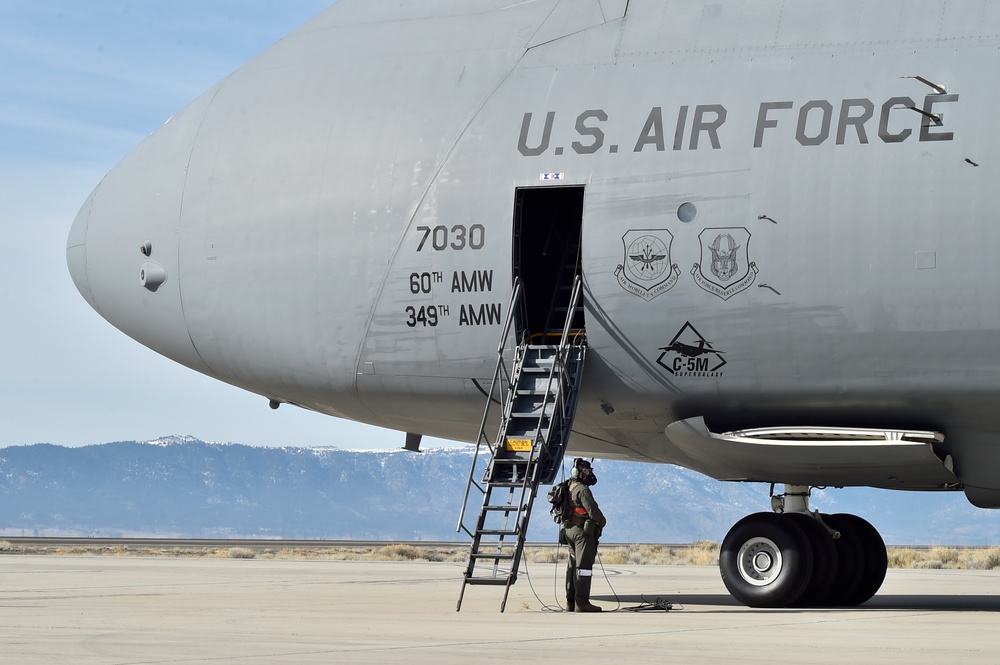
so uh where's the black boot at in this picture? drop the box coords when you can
[565,567,576,612]
[574,573,602,613]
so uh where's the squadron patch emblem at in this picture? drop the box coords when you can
[615,229,681,301]
[691,227,758,300]
[656,322,727,377]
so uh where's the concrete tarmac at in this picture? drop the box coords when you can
[2,555,999,664]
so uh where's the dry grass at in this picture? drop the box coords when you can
[589,541,721,566]
[887,546,1000,570]
[2,541,999,569]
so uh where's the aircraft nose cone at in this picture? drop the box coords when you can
[64,86,218,375]
[66,188,98,313]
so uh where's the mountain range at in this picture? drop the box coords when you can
[1,436,998,545]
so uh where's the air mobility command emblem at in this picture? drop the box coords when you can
[615,229,681,301]
[692,227,758,301]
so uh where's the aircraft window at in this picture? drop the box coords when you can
[677,202,698,223]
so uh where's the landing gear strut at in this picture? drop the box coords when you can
[719,486,887,608]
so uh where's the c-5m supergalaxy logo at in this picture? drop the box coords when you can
[692,227,758,301]
[657,322,727,377]
[615,230,681,301]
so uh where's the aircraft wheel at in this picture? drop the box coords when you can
[832,513,887,605]
[818,513,864,606]
[785,513,838,606]
[720,512,814,608]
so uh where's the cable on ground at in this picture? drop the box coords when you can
[618,595,683,612]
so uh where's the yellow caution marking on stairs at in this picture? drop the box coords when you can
[505,438,532,452]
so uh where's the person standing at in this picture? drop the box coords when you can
[563,458,607,612]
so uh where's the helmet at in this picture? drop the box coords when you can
[571,458,597,486]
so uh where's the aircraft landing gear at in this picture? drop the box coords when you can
[719,486,887,608]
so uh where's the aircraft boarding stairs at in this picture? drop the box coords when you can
[456,276,586,612]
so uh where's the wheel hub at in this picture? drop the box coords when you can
[738,537,782,586]
[753,551,774,574]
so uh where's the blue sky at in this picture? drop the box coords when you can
[0,1,461,449]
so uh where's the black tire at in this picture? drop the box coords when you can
[720,512,814,608]
[785,513,838,607]
[819,513,864,606]
[833,513,887,605]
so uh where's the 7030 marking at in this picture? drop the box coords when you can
[416,224,485,251]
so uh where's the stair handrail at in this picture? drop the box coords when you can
[554,274,585,418]
[456,277,525,536]
[532,274,585,465]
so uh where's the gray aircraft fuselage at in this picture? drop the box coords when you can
[68,0,1000,508]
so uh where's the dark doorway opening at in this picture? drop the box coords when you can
[512,186,585,340]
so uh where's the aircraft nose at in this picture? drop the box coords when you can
[64,89,217,374]
[66,189,97,312]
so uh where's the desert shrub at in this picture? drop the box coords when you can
[526,547,560,564]
[914,559,944,569]
[377,543,422,560]
[227,547,256,559]
[983,549,1000,570]
[964,547,1000,570]
[887,548,922,568]
[930,546,960,567]
[689,541,720,566]
[982,549,1000,570]
[596,546,632,565]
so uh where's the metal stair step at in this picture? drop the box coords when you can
[510,401,556,412]
[523,357,557,365]
[477,529,518,536]
[470,552,516,560]
[463,577,512,586]
[509,404,554,413]
[510,411,552,424]
[511,412,551,419]
[514,385,550,397]
[509,428,538,440]
[488,458,530,466]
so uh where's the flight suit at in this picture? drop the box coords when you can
[564,480,607,612]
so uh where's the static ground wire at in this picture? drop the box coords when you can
[521,538,621,612]
[521,461,680,613]
[523,540,682,612]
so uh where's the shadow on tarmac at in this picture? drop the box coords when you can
[865,595,1000,611]
[598,593,1000,612]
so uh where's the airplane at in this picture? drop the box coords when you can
[65,0,1000,608]
[661,339,722,359]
